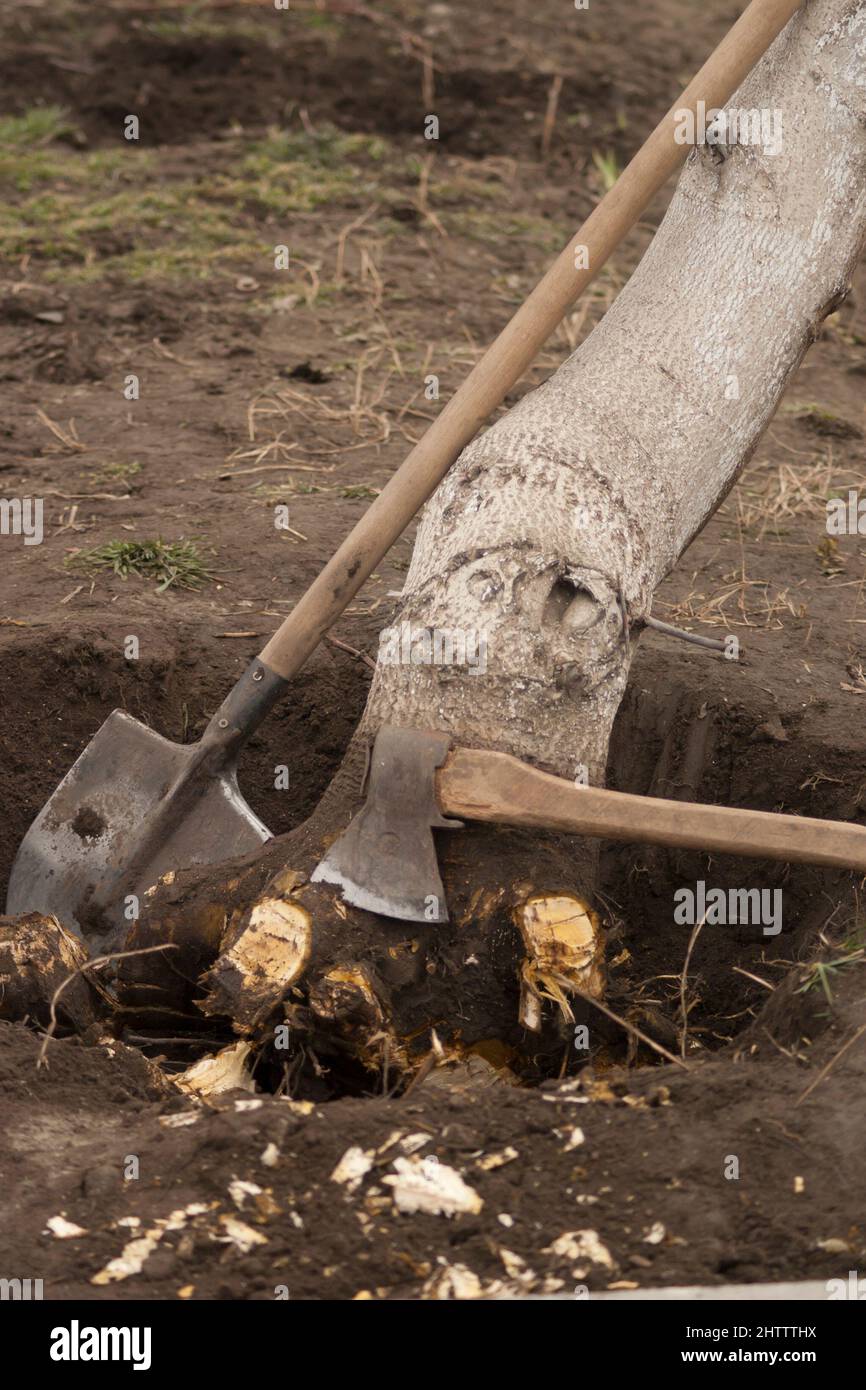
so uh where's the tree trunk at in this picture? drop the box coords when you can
[364,0,866,781]
[119,0,866,1086]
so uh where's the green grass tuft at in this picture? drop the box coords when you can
[339,484,379,499]
[0,105,74,147]
[66,538,214,591]
[591,149,621,192]
[85,460,142,485]
[797,945,865,1005]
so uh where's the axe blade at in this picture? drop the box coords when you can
[312,727,462,922]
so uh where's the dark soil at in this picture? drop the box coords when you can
[0,0,723,155]
[3,967,866,1300]
[1,0,866,1300]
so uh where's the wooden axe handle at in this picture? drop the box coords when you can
[438,748,866,874]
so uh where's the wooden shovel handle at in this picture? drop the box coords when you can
[438,747,866,875]
[259,0,804,682]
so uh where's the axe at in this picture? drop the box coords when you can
[312,726,866,921]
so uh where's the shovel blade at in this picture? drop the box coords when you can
[6,710,271,943]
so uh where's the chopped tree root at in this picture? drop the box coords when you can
[0,912,105,1033]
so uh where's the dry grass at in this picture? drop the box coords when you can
[223,337,451,482]
[657,574,807,632]
[720,449,866,541]
[35,409,86,453]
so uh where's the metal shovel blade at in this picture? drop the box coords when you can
[5,709,271,944]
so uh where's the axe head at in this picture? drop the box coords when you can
[312,726,462,922]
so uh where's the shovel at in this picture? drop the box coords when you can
[6,0,803,942]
